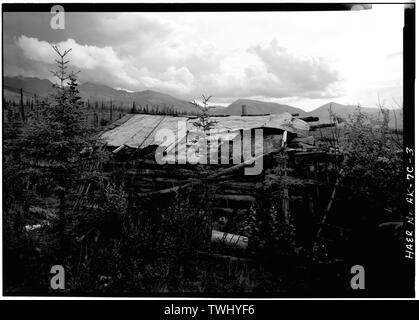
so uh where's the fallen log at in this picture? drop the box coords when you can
[309,123,336,130]
[135,176,195,184]
[195,250,253,262]
[216,181,258,190]
[282,176,328,187]
[206,194,256,202]
[207,188,256,195]
[211,230,248,250]
[297,116,319,122]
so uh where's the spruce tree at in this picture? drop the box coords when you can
[17,46,96,251]
[190,94,217,132]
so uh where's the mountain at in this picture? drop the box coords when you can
[307,102,403,129]
[307,102,361,122]
[132,90,197,113]
[3,76,55,97]
[212,99,402,129]
[78,83,198,114]
[213,99,307,116]
[3,76,402,129]
[209,99,402,129]
[3,76,197,114]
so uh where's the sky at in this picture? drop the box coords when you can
[3,4,404,110]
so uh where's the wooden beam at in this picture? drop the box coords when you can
[282,176,327,187]
[211,230,248,249]
[298,116,319,122]
[205,194,256,202]
[112,145,125,154]
[195,250,253,262]
[309,123,336,130]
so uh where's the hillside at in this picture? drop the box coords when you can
[214,99,402,129]
[3,76,198,115]
[213,99,307,116]
[3,76,55,97]
[78,83,198,113]
[3,76,403,129]
[308,102,403,129]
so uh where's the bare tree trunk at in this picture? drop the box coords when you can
[20,88,25,122]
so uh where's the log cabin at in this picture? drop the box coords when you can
[98,111,343,249]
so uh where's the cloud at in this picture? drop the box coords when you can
[10,35,200,96]
[15,35,140,88]
[247,39,341,98]
[2,8,404,108]
[178,39,341,100]
[7,32,342,102]
[141,66,195,94]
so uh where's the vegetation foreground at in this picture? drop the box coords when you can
[3,48,407,297]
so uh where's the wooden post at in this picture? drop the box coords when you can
[312,169,344,253]
[109,99,113,122]
[282,130,288,147]
[282,131,290,224]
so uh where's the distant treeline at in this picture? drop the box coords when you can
[3,93,199,130]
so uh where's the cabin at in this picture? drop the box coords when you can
[98,111,343,250]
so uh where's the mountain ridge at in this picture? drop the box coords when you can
[3,76,402,128]
[4,76,198,114]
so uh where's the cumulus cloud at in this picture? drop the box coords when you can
[12,35,196,95]
[3,8,404,107]
[141,66,195,94]
[247,39,340,98]
[4,13,342,101]
[178,40,341,100]
[15,35,140,88]
[7,33,341,101]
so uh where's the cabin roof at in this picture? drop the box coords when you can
[101,112,310,149]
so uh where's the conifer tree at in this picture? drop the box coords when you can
[17,46,96,251]
[190,94,217,132]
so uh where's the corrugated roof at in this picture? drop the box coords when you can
[101,113,309,149]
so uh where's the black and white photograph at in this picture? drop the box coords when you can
[1,2,415,299]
